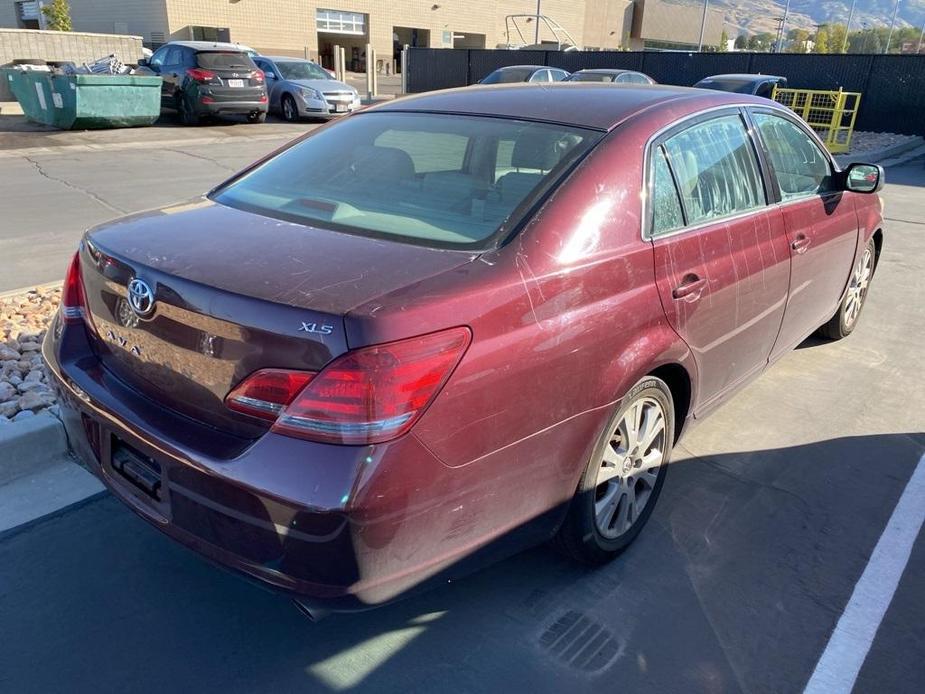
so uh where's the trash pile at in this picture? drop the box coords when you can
[63,54,135,76]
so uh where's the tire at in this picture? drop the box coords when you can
[281,94,299,122]
[556,376,674,565]
[177,94,200,126]
[817,237,876,341]
[247,111,267,124]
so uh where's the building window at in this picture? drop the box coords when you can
[15,1,41,29]
[316,9,366,35]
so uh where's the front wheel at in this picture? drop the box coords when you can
[281,94,299,122]
[556,376,674,565]
[817,238,876,340]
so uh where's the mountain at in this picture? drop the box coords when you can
[678,0,925,37]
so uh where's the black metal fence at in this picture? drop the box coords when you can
[405,49,925,137]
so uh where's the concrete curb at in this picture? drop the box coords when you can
[0,410,70,486]
[835,136,925,167]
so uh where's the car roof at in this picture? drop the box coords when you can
[261,56,320,63]
[697,73,786,82]
[575,69,635,74]
[493,65,546,71]
[165,41,253,52]
[373,83,769,131]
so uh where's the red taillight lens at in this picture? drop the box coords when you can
[225,369,315,421]
[62,251,85,322]
[225,327,471,444]
[258,94,268,103]
[186,67,215,82]
[252,69,265,83]
[275,327,471,444]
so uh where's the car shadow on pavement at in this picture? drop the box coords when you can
[0,432,923,694]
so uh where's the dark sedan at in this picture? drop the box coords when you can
[693,73,788,98]
[44,83,883,615]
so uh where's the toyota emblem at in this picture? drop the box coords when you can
[127,278,155,317]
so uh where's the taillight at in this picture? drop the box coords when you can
[62,251,85,322]
[186,67,215,82]
[226,369,315,421]
[258,94,268,103]
[252,69,265,83]
[225,327,471,445]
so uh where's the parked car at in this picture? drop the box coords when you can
[565,69,656,85]
[137,41,268,125]
[44,83,884,615]
[252,56,360,121]
[693,73,788,98]
[478,65,570,83]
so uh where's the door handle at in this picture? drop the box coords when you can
[791,234,812,254]
[672,274,707,301]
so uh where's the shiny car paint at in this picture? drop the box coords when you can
[43,84,883,612]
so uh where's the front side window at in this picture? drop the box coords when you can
[662,114,766,225]
[528,70,550,82]
[214,113,599,248]
[752,112,832,200]
[149,46,168,68]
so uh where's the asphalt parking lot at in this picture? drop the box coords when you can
[0,125,923,693]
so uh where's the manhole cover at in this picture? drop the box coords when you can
[539,610,622,672]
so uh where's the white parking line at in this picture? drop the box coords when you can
[804,451,925,694]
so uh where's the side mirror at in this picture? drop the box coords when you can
[842,163,884,194]
[137,57,149,67]
[265,71,276,80]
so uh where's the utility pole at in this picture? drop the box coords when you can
[697,0,709,51]
[535,0,541,45]
[919,18,925,54]
[885,0,901,54]
[843,0,857,53]
[775,0,792,53]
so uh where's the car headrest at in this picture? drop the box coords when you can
[511,131,563,171]
[352,145,416,179]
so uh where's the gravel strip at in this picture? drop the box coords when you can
[1,287,60,422]
[845,131,919,156]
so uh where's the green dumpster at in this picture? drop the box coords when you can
[2,68,161,129]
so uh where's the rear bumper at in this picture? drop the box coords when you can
[42,313,513,612]
[197,100,268,116]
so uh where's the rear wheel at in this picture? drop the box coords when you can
[281,94,299,122]
[177,94,200,126]
[556,376,673,565]
[817,238,876,340]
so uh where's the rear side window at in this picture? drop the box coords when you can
[196,51,256,70]
[662,114,765,225]
[651,147,684,235]
[751,112,832,200]
[214,112,599,249]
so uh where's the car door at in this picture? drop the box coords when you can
[749,109,860,359]
[159,46,184,106]
[147,46,171,106]
[647,110,792,412]
[253,58,279,108]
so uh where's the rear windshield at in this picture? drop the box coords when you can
[481,68,534,84]
[196,51,256,70]
[695,79,755,93]
[276,61,331,81]
[213,112,600,249]
[569,72,616,83]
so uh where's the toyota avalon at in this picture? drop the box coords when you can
[43,83,884,616]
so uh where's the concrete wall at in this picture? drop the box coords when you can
[632,0,724,47]
[0,28,144,100]
[583,0,634,50]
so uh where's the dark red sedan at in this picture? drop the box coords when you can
[43,84,884,616]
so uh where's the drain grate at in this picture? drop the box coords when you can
[539,610,622,672]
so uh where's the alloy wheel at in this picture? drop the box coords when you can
[594,396,667,540]
[844,247,873,329]
[283,96,296,122]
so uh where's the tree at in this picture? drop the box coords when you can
[786,28,811,53]
[735,33,748,50]
[828,23,848,53]
[814,26,831,54]
[41,0,72,32]
[719,29,729,52]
